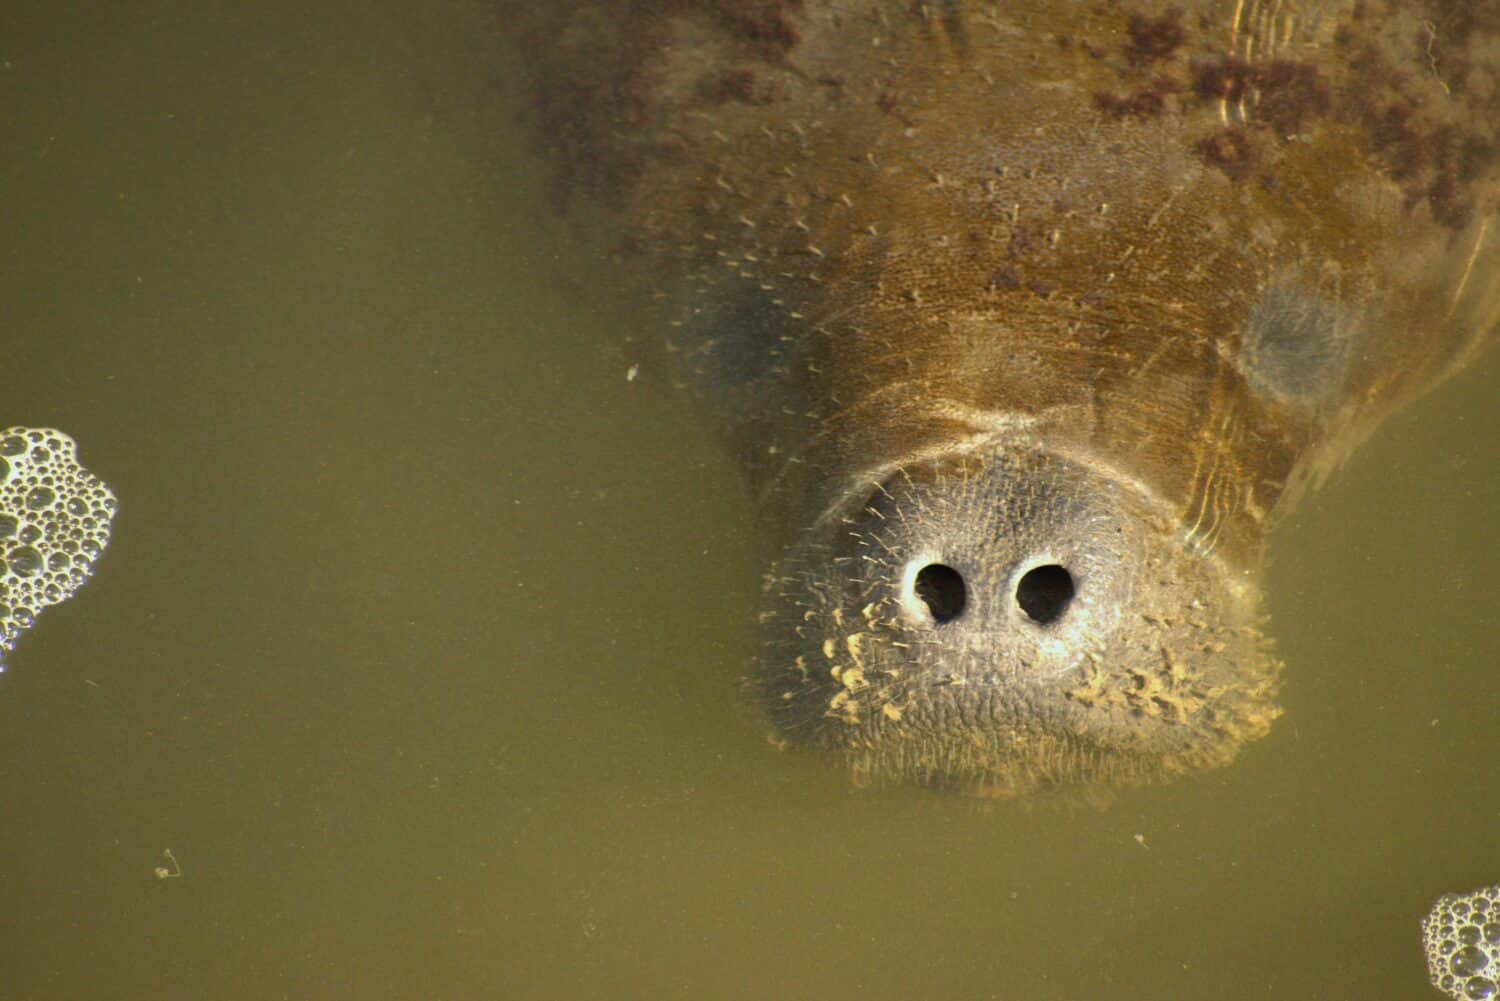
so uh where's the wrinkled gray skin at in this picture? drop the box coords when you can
[755,445,1270,796]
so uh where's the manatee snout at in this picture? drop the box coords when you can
[759,447,1281,798]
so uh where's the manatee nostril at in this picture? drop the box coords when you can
[1016,564,1074,625]
[914,563,966,623]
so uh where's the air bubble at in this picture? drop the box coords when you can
[0,427,117,667]
[26,486,55,510]
[7,546,42,576]
[1426,887,1500,1000]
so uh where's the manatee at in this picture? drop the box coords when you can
[506,1,1499,797]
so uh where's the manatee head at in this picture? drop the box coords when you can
[757,446,1281,799]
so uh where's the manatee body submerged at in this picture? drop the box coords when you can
[511,1,1499,797]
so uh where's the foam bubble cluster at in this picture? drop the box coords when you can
[0,427,116,669]
[1423,885,1500,1000]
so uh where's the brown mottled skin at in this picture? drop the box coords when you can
[507,0,1498,797]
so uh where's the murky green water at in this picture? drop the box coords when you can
[1,4,1494,998]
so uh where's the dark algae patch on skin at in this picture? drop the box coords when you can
[506,0,1499,799]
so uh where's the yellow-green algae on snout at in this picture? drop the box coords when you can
[508,0,1498,797]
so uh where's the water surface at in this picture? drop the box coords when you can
[1,3,1495,998]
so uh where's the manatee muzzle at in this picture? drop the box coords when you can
[758,445,1281,798]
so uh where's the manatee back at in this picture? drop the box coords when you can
[509,0,1497,537]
